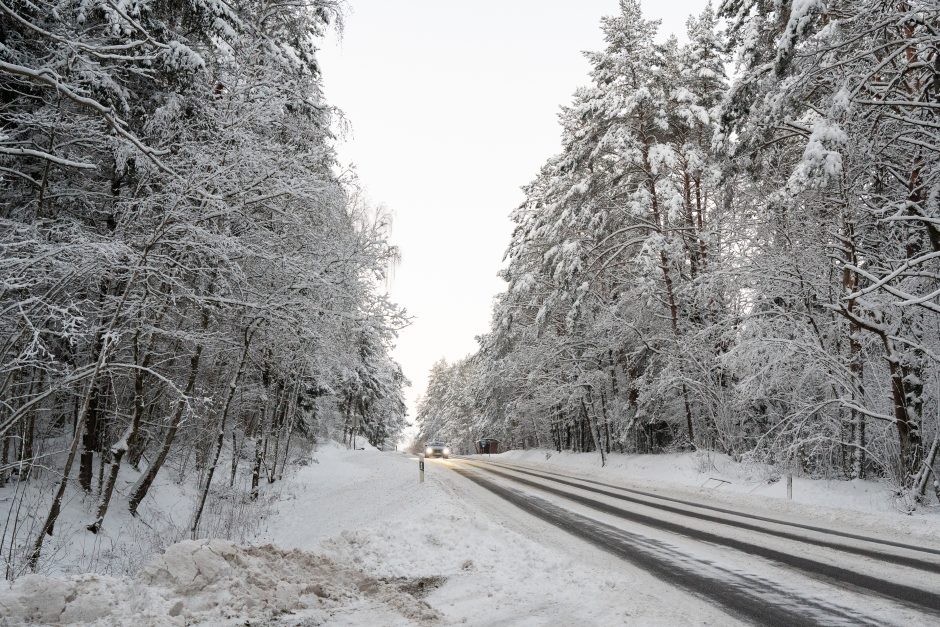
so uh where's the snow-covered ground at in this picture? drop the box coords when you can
[250,442,739,625]
[6,444,938,625]
[482,448,940,542]
[1,443,741,625]
[0,444,278,580]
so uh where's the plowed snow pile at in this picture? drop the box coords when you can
[0,539,440,626]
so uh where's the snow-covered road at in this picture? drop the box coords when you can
[441,456,940,626]
[252,444,742,625]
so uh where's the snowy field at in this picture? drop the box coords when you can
[2,444,743,625]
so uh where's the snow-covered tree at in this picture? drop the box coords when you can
[420,0,939,501]
[0,0,409,575]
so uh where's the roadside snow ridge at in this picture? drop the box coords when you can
[0,539,442,626]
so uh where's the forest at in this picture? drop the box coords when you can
[0,0,407,575]
[418,0,940,501]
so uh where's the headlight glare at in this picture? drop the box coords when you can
[425,447,433,455]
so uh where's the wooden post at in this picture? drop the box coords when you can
[786,474,793,500]
[419,454,425,483]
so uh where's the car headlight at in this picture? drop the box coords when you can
[425,447,433,455]
[443,448,450,455]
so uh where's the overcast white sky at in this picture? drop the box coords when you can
[317,0,711,428]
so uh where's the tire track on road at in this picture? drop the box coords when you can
[461,458,940,572]
[451,464,880,627]
[453,459,940,619]
[471,457,940,559]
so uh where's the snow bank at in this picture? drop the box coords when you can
[0,539,440,626]
[0,572,169,625]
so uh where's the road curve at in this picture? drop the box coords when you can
[442,456,940,626]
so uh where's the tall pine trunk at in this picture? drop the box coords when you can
[645,142,695,447]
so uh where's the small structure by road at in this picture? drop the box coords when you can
[475,438,500,455]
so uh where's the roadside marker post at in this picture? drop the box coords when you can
[419,454,425,483]
[786,474,793,500]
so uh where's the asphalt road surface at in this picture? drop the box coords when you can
[437,456,940,626]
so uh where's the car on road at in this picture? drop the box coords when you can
[425,442,451,458]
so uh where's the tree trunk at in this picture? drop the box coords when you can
[229,431,238,488]
[581,395,606,467]
[78,330,107,493]
[682,169,700,278]
[96,447,108,495]
[681,382,695,449]
[77,379,101,493]
[838,302,924,482]
[19,417,34,483]
[29,335,112,570]
[842,219,866,479]
[0,436,8,487]
[277,383,299,481]
[190,322,257,538]
[886,341,921,481]
[28,207,158,567]
[267,386,289,483]
[90,322,155,532]
[20,375,37,482]
[128,343,203,516]
[277,421,294,481]
[87,425,131,533]
[250,436,263,500]
[645,143,695,447]
[915,436,939,499]
[249,395,268,500]
[694,176,708,270]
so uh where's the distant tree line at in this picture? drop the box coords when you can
[418,0,940,502]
